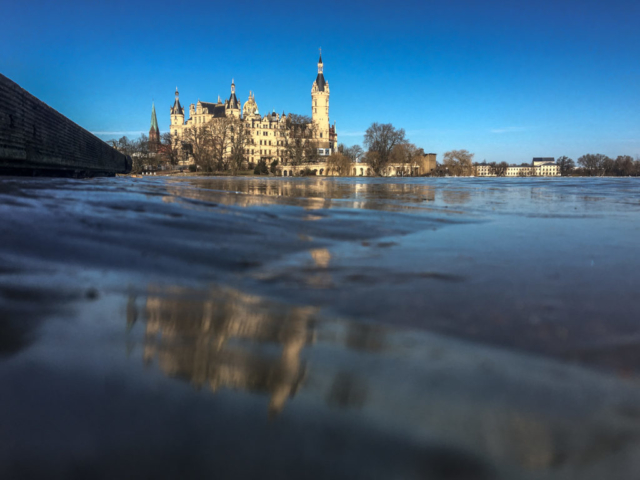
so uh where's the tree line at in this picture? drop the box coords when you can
[558,155,640,176]
[428,152,640,177]
[107,133,180,174]
[469,154,640,176]
[110,119,639,177]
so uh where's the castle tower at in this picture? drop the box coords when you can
[311,50,330,149]
[225,79,240,118]
[170,87,184,133]
[149,102,160,153]
[243,91,259,118]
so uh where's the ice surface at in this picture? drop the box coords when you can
[1,176,640,479]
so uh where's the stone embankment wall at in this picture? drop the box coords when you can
[0,73,131,176]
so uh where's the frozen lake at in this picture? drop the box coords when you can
[1,176,640,479]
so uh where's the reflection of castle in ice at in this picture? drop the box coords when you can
[166,178,436,212]
[132,286,316,416]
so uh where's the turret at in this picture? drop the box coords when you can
[170,87,184,128]
[311,50,330,149]
[226,79,240,118]
[243,91,259,118]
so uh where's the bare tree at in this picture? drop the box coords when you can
[160,132,181,167]
[556,156,575,176]
[363,123,406,175]
[602,156,616,176]
[489,161,509,176]
[208,116,234,171]
[442,150,475,176]
[228,117,249,174]
[280,114,317,166]
[326,152,352,176]
[577,153,609,176]
[182,125,214,172]
[108,136,134,156]
[342,144,364,162]
[390,142,419,175]
[108,135,143,173]
[613,155,635,176]
[108,134,156,173]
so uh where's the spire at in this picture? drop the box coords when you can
[171,87,183,115]
[149,101,160,153]
[228,78,239,109]
[314,50,326,92]
[150,102,159,133]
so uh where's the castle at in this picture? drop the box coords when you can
[167,52,337,169]
[152,52,435,176]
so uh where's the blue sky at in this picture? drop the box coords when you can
[2,0,639,163]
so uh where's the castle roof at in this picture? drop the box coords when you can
[171,98,184,116]
[228,92,239,109]
[314,73,326,92]
[314,52,326,92]
[150,102,159,133]
[200,102,227,117]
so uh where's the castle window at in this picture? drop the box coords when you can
[320,133,323,138]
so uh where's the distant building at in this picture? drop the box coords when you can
[476,158,560,177]
[532,157,555,167]
[475,164,492,176]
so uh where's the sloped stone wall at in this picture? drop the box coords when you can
[0,73,131,176]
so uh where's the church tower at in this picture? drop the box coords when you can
[311,51,330,149]
[149,102,160,153]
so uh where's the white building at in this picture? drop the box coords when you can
[476,159,560,177]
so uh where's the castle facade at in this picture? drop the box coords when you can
[168,53,337,168]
